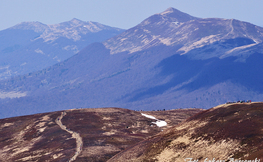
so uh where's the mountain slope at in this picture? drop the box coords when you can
[0,7,263,119]
[104,8,263,56]
[108,102,263,162]
[103,7,199,54]
[0,19,124,80]
[0,107,202,161]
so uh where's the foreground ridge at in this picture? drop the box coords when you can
[55,112,83,162]
[0,107,203,161]
[108,103,263,161]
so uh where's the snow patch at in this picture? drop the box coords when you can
[141,113,157,120]
[141,113,167,127]
[53,56,61,62]
[0,91,27,99]
[35,49,44,55]
[0,66,9,70]
[20,62,27,66]
[252,39,260,44]
[153,120,167,127]
[172,22,179,25]
[63,45,79,53]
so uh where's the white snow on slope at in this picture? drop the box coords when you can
[153,120,167,127]
[35,49,45,55]
[0,91,27,99]
[141,113,167,127]
[141,113,157,120]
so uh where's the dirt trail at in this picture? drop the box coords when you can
[55,112,83,162]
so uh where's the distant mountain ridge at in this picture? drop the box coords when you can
[0,7,263,119]
[10,21,47,32]
[11,18,123,42]
[0,19,124,80]
[104,8,263,58]
[103,7,199,54]
[12,18,121,42]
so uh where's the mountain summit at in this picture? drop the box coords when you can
[158,7,198,22]
[38,19,123,42]
[11,21,48,33]
[140,7,199,26]
[0,19,124,80]
[103,7,199,54]
[103,7,263,56]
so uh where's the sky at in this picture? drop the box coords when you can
[0,0,263,31]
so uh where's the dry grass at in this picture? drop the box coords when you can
[0,107,202,162]
[108,103,263,162]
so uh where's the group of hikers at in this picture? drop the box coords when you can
[226,100,251,104]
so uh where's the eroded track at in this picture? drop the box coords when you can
[55,112,83,162]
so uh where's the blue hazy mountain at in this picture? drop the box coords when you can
[0,7,263,118]
[0,19,124,80]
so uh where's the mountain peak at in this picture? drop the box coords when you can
[160,7,179,15]
[10,21,48,33]
[158,7,198,22]
[69,18,84,24]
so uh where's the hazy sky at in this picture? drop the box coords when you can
[0,0,263,30]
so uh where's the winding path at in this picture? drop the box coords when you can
[55,112,83,162]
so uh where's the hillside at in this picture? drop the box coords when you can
[1,7,263,119]
[108,102,263,162]
[0,107,202,161]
